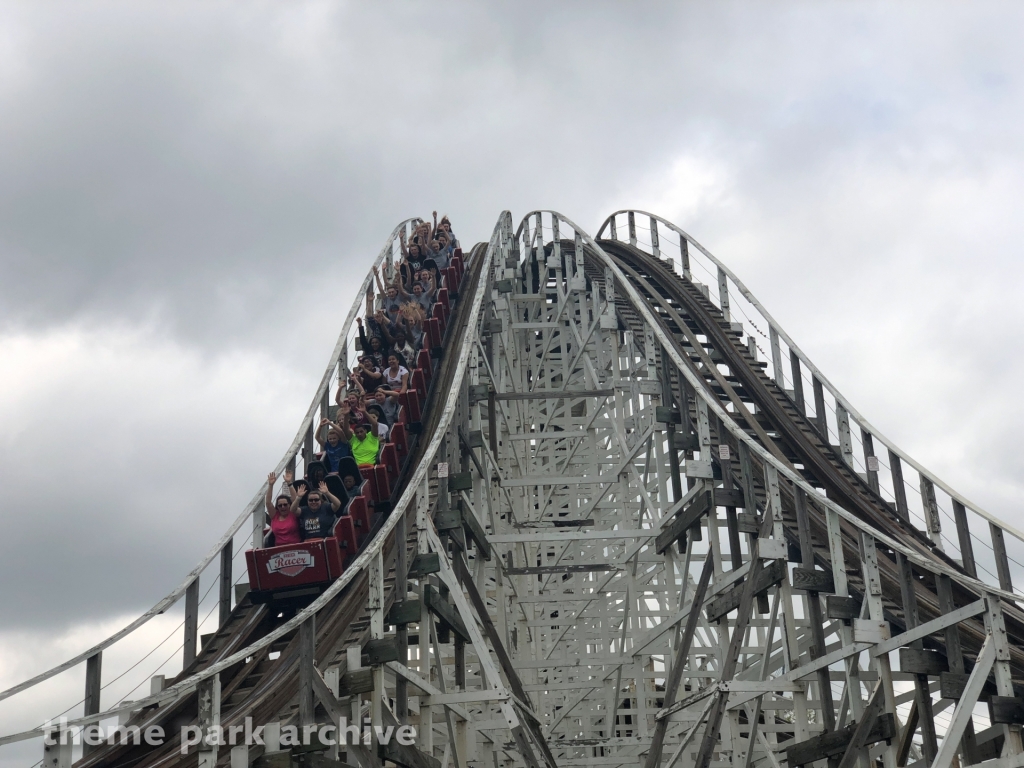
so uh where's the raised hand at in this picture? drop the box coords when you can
[267,471,277,486]
[318,481,328,494]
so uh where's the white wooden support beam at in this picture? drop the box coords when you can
[835,401,854,468]
[298,616,315,727]
[651,217,661,258]
[920,476,943,550]
[987,596,1024,755]
[769,325,784,387]
[197,673,221,768]
[628,211,637,246]
[929,636,994,768]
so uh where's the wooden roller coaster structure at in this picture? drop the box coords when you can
[4,210,1023,768]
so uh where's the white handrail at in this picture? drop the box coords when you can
[0,218,420,705]
[0,212,507,747]
[597,209,1024,546]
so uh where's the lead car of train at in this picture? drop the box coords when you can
[245,251,466,606]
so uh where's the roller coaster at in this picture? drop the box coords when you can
[5,211,1024,768]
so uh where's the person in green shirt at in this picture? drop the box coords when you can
[338,401,381,466]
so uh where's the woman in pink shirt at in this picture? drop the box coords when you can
[265,470,301,546]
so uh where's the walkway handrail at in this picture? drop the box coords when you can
[0,212,507,747]
[0,217,420,706]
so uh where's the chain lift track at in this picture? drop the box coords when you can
[4,210,1024,768]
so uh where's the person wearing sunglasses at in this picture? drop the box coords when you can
[264,470,301,546]
[291,480,343,541]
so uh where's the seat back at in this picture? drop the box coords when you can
[416,349,432,384]
[390,422,408,461]
[333,516,359,566]
[348,496,371,545]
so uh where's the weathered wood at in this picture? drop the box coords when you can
[460,504,492,560]
[737,512,759,534]
[363,637,399,666]
[82,652,102,757]
[897,554,938,762]
[990,523,1014,592]
[184,577,199,668]
[836,682,886,768]
[337,668,374,698]
[860,428,880,493]
[792,567,836,594]
[714,487,744,508]
[505,564,614,575]
[423,584,470,642]
[447,472,473,492]
[219,539,233,627]
[790,350,806,415]
[705,559,785,624]
[940,671,995,701]
[952,500,978,578]
[888,450,910,522]
[786,713,896,767]
[408,553,440,578]
[990,696,1024,725]
[812,375,828,440]
[299,617,315,726]
[826,595,861,621]
[899,648,948,676]
[655,491,711,555]
[644,551,716,768]
[379,739,442,768]
[434,508,462,532]
[387,600,422,627]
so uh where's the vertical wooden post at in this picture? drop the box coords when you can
[936,574,977,762]
[717,266,730,323]
[184,577,199,667]
[987,597,1024,755]
[628,211,637,247]
[919,476,943,550]
[253,492,265,550]
[861,429,880,493]
[197,673,221,768]
[651,218,661,259]
[897,555,938,762]
[888,450,910,522]
[835,402,854,467]
[952,500,977,578]
[43,727,72,768]
[369,548,385,743]
[769,326,784,388]
[219,539,232,627]
[859,533,899,768]
[82,651,102,757]
[680,236,691,280]
[609,215,618,241]
[299,616,315,727]
[789,350,805,416]
[661,345,683,505]
[812,375,828,440]
[990,523,1014,592]
[395,511,409,724]
[794,489,835,732]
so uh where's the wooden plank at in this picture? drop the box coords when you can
[861,428,880,493]
[836,682,885,768]
[785,713,896,767]
[705,559,785,623]
[460,504,492,560]
[184,578,199,667]
[655,491,711,555]
[386,600,422,627]
[408,553,440,578]
[423,585,470,642]
[990,696,1024,725]
[940,671,995,701]
[899,647,947,677]
[380,739,442,768]
[737,513,759,534]
[790,350,806,415]
[363,637,400,666]
[826,595,861,621]
[888,450,910,522]
[298,617,315,726]
[952,500,978,578]
[990,523,1014,592]
[337,668,374,698]
[792,567,836,594]
[812,375,828,440]
[82,652,102,757]
[714,487,744,508]
[218,536,232,626]
[505,564,615,575]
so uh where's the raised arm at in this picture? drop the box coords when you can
[338,403,354,440]
[372,265,386,296]
[357,318,372,352]
[314,417,331,447]
[265,471,278,517]
[319,481,342,513]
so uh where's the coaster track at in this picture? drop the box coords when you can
[3,210,1022,768]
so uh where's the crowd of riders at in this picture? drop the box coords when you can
[263,214,460,547]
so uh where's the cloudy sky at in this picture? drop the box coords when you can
[3,0,1024,759]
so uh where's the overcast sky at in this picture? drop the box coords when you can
[3,0,1024,758]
